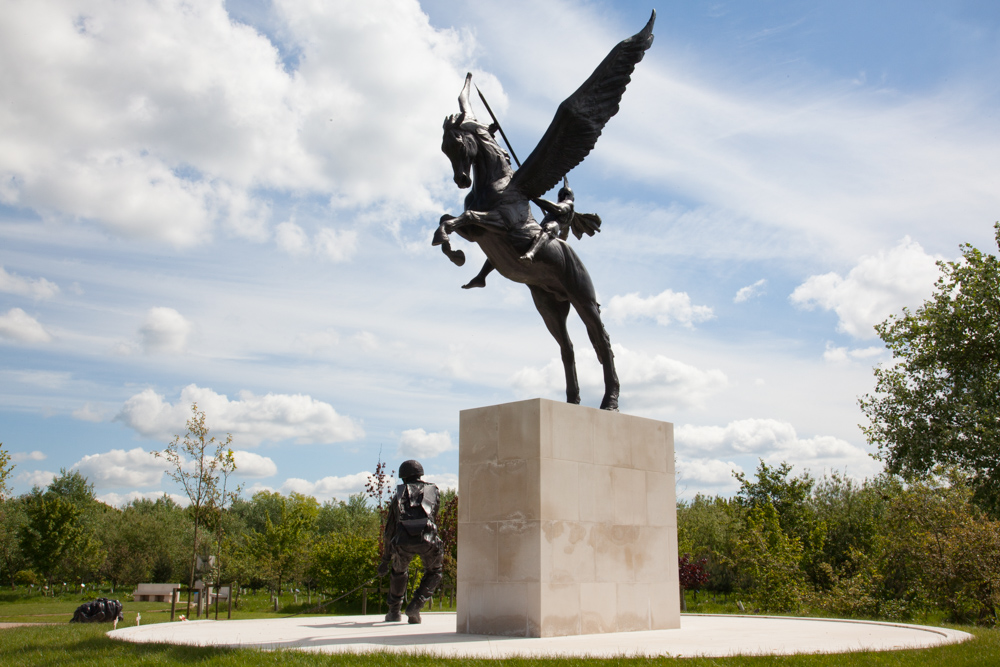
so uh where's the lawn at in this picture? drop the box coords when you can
[0,589,997,666]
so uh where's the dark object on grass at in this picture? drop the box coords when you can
[433,11,656,412]
[378,461,443,624]
[70,597,124,623]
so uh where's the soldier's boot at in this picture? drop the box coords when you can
[384,604,402,622]
[405,597,426,624]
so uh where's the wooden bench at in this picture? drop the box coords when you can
[133,583,181,603]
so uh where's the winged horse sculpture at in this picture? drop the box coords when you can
[433,11,655,412]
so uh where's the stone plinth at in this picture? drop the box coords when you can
[457,398,679,637]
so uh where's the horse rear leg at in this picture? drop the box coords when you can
[529,286,580,404]
[572,299,619,411]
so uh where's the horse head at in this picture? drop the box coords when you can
[442,73,510,190]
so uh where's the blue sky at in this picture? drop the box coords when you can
[2,0,999,505]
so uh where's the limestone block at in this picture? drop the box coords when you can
[457,398,679,637]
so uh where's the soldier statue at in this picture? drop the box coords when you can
[377,459,444,624]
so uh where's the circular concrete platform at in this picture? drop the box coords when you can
[107,612,972,659]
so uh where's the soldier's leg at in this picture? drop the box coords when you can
[405,544,445,623]
[386,550,414,619]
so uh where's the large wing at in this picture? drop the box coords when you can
[510,10,655,200]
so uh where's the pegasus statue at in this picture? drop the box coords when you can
[433,11,656,412]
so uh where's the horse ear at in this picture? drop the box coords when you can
[458,72,476,120]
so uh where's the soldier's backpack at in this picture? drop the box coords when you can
[394,481,440,545]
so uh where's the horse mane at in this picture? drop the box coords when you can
[443,114,513,185]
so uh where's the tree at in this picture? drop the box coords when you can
[154,403,236,610]
[0,445,27,588]
[861,223,1000,514]
[19,491,83,588]
[242,491,318,594]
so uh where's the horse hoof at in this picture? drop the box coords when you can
[432,227,449,246]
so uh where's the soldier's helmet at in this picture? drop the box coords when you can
[399,459,424,482]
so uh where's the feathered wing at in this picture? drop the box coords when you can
[570,212,602,240]
[510,10,655,200]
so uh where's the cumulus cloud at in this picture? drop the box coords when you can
[424,472,458,491]
[676,457,743,496]
[10,451,46,463]
[115,384,364,446]
[0,266,59,299]
[281,471,388,503]
[790,237,942,339]
[0,308,52,343]
[511,344,727,412]
[606,289,714,327]
[823,342,885,364]
[72,448,169,488]
[275,223,358,261]
[676,418,879,477]
[734,279,766,303]
[232,450,277,478]
[398,429,454,459]
[0,0,476,245]
[72,404,110,422]
[16,470,58,489]
[139,307,192,354]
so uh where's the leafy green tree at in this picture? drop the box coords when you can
[676,494,742,593]
[154,404,236,608]
[730,501,806,613]
[308,532,379,605]
[19,491,83,588]
[861,223,1000,514]
[0,443,12,498]
[316,494,379,538]
[0,444,26,588]
[241,491,318,594]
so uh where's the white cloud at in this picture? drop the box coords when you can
[315,228,359,262]
[734,279,766,303]
[275,221,310,255]
[511,344,727,412]
[424,472,458,492]
[823,342,885,364]
[280,471,390,503]
[72,448,169,488]
[232,450,277,478]
[275,223,359,262]
[676,418,879,478]
[16,470,58,489]
[97,491,189,508]
[398,429,454,459]
[0,308,52,344]
[72,404,110,422]
[115,384,364,446]
[139,307,192,354]
[606,289,714,327]
[790,237,942,339]
[676,457,743,496]
[10,451,46,463]
[0,0,476,245]
[0,266,59,299]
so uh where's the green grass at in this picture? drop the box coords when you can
[1,591,997,665]
[0,622,997,666]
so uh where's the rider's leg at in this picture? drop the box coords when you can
[462,261,494,289]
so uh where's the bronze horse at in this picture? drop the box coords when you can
[433,12,655,411]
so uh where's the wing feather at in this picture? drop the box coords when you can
[510,11,655,199]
